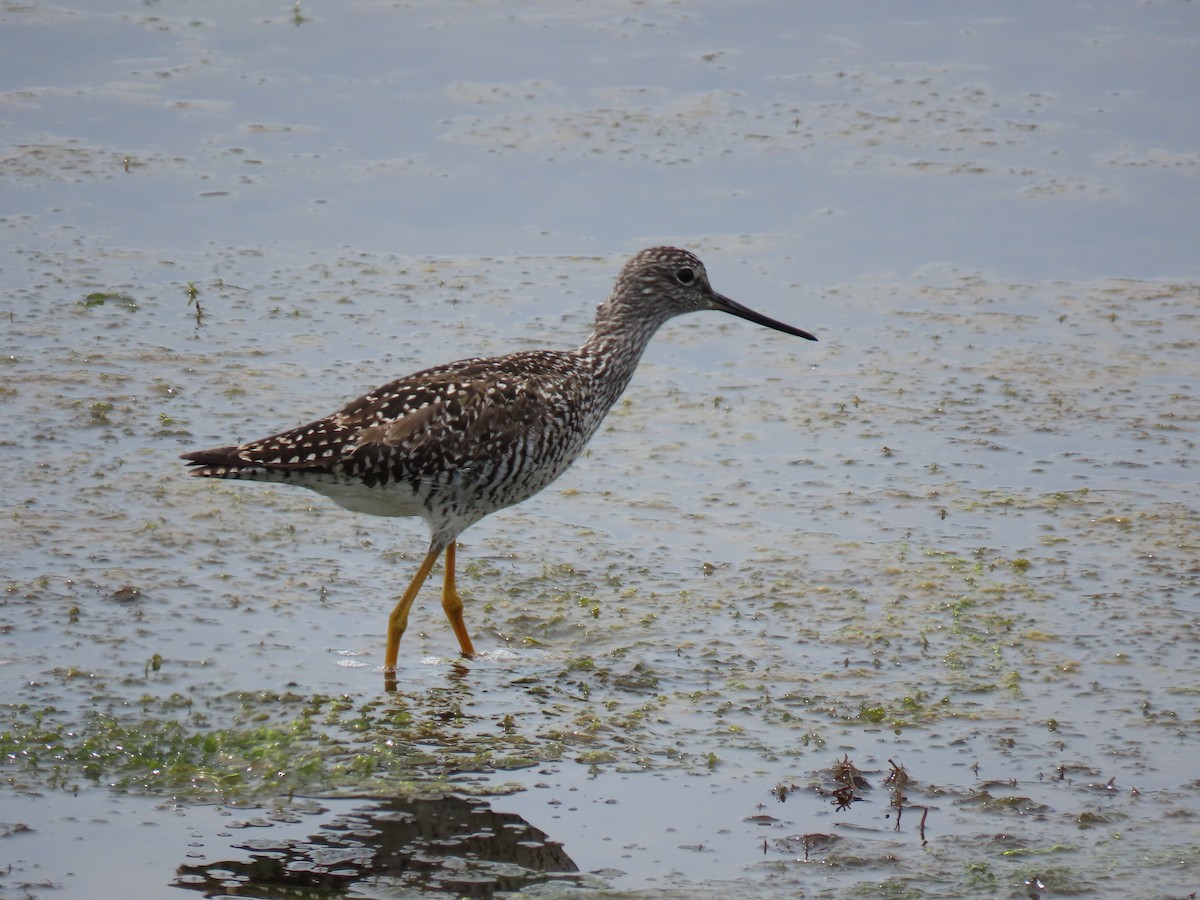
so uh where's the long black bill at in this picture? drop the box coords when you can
[712,292,818,341]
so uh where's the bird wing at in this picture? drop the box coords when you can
[337,353,576,485]
[183,352,578,484]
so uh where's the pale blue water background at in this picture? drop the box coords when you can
[2,2,1198,897]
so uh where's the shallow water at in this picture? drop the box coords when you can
[2,2,1198,898]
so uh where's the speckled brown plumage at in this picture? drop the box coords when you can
[182,246,816,686]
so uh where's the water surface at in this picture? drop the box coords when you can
[1,2,1197,898]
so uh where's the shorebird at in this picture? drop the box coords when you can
[182,247,816,686]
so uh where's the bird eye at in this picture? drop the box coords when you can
[675,266,695,285]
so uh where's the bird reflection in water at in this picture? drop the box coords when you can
[174,794,578,898]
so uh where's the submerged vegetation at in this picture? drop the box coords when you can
[4,238,1197,896]
[3,506,1192,811]
[2,690,536,801]
[0,543,1054,802]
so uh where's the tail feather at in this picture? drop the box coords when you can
[182,410,359,480]
[181,444,333,480]
[181,446,242,468]
[181,446,242,478]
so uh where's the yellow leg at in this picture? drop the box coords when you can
[442,541,476,657]
[384,543,442,675]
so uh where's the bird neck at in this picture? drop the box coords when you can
[578,298,671,409]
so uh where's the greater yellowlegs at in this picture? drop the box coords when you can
[182,247,816,685]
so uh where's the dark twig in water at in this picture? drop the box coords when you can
[886,758,931,845]
[886,758,909,831]
[186,282,203,326]
[829,754,867,811]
